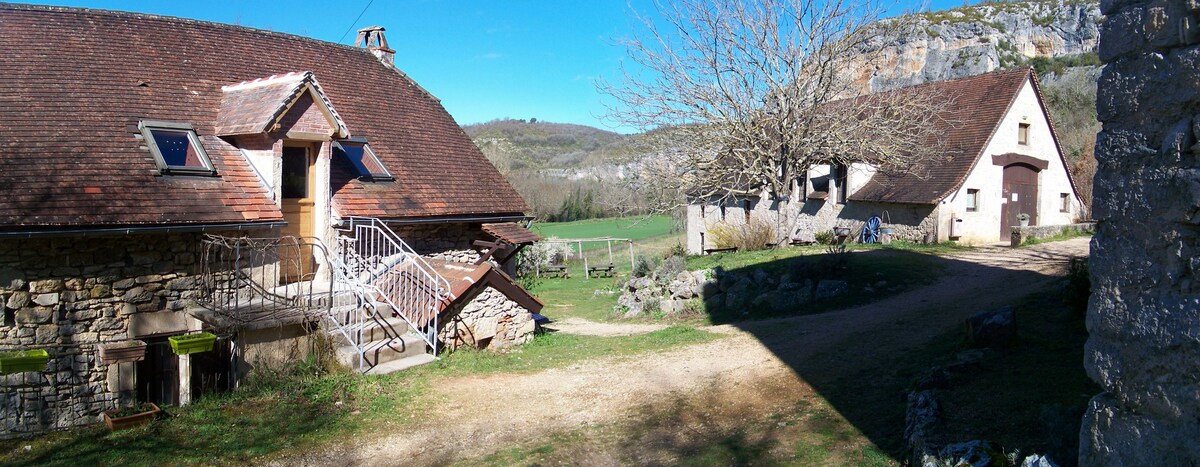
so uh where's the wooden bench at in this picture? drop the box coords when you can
[587,263,615,277]
[703,247,738,255]
[542,264,569,278]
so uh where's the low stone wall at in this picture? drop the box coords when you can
[0,231,215,436]
[438,287,535,350]
[1008,222,1095,246]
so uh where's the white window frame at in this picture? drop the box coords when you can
[966,188,979,212]
[139,120,216,175]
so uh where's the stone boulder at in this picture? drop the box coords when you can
[925,440,1005,467]
[814,280,849,300]
[965,306,1017,348]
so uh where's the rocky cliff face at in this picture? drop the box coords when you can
[840,0,1100,94]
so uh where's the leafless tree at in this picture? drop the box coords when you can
[600,0,954,212]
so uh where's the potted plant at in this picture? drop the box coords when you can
[103,402,160,431]
[1017,213,1031,227]
[169,332,216,355]
[0,349,49,374]
[98,340,147,364]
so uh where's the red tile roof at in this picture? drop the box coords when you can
[0,4,528,231]
[481,223,542,245]
[849,68,1038,205]
[215,72,349,138]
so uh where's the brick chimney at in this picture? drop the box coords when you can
[355,26,395,66]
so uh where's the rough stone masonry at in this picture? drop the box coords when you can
[1081,0,1200,462]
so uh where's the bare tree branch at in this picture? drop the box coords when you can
[600,0,953,211]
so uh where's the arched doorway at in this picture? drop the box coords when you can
[1000,163,1039,238]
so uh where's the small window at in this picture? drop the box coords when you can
[139,121,216,175]
[966,188,979,212]
[1060,193,1071,212]
[834,163,848,204]
[720,204,727,220]
[743,199,752,222]
[700,204,706,217]
[334,138,393,181]
[1018,122,1030,145]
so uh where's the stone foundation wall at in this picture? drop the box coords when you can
[390,223,484,263]
[793,200,937,243]
[439,288,536,350]
[1009,222,1096,246]
[1081,0,1200,462]
[0,232,211,436]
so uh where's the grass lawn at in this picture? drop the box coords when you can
[0,327,716,466]
[531,215,675,246]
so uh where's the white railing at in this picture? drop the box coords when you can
[336,217,453,356]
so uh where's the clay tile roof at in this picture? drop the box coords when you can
[849,68,1035,205]
[0,4,528,231]
[481,223,541,245]
[215,71,349,138]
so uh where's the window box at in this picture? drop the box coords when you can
[103,402,160,431]
[169,332,216,355]
[98,340,147,364]
[0,349,49,374]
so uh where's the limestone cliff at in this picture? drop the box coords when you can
[841,0,1100,94]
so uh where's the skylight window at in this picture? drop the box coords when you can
[334,138,393,181]
[139,121,216,175]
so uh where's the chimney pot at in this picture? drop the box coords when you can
[355,26,395,66]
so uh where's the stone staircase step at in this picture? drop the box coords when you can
[365,353,436,375]
[334,333,428,370]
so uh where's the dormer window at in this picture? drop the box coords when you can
[139,121,216,175]
[334,138,393,181]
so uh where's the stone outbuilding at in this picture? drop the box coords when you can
[686,68,1084,253]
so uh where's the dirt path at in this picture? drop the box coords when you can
[287,238,1090,465]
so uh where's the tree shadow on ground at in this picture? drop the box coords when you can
[687,245,1091,463]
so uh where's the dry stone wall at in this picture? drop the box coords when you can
[1081,0,1200,462]
[439,288,535,350]
[0,232,210,436]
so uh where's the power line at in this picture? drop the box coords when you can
[336,0,377,45]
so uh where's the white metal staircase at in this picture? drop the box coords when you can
[196,217,454,374]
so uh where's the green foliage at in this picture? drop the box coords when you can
[633,254,657,278]
[671,241,687,257]
[814,230,835,245]
[1023,52,1100,76]
[656,255,687,283]
[1064,257,1091,317]
[547,187,604,222]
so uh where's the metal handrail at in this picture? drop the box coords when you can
[196,235,335,326]
[337,217,453,356]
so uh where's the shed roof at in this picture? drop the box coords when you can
[0,4,528,231]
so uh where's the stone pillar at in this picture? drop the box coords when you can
[177,354,191,406]
[1081,0,1200,463]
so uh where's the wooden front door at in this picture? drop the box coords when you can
[1000,163,1039,238]
[280,145,316,283]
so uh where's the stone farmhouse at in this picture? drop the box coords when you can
[686,68,1084,253]
[0,4,544,435]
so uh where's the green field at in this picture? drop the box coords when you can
[530,215,675,242]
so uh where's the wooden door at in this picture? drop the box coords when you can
[280,145,315,283]
[1000,163,1040,238]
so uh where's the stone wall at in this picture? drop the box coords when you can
[390,222,483,263]
[438,287,535,350]
[0,232,210,436]
[1009,222,1096,246]
[1081,0,1200,462]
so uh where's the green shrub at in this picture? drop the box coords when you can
[1064,257,1090,317]
[633,255,657,278]
[814,231,835,245]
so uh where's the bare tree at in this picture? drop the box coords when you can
[600,0,953,212]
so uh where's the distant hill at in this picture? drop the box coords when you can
[463,119,644,175]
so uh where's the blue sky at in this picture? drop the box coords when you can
[29,1,958,133]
